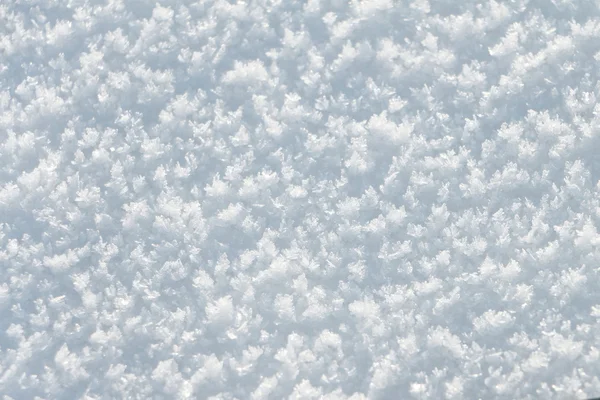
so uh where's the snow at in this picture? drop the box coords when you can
[2,0,600,399]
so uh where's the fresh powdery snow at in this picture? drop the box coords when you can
[3,0,600,399]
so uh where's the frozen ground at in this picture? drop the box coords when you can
[2,0,600,398]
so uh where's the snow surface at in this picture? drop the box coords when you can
[2,0,600,399]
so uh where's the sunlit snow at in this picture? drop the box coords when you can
[2,0,600,399]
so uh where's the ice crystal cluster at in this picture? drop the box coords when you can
[2,0,600,398]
